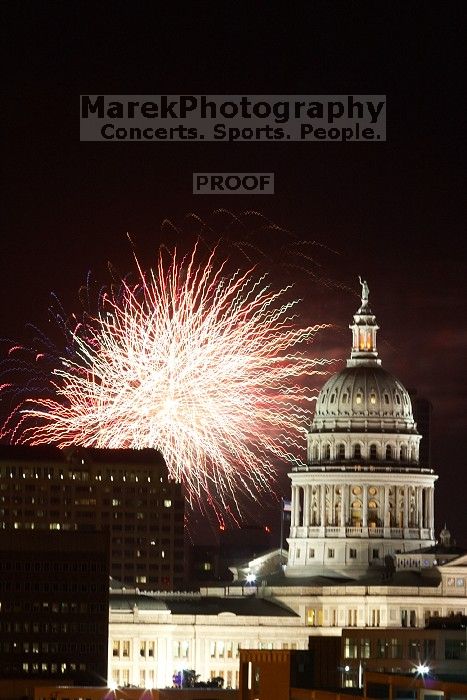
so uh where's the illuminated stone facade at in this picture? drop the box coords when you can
[107,557,467,690]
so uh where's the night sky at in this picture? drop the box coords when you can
[2,4,466,543]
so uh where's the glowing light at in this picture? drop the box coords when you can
[3,244,332,511]
[415,664,430,675]
[246,573,256,584]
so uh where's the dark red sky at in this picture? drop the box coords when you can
[1,4,466,542]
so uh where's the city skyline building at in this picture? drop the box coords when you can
[0,446,185,589]
[0,530,109,686]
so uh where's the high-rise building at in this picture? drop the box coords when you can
[0,530,109,686]
[0,445,185,589]
[286,281,437,577]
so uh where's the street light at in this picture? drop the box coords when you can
[415,663,430,676]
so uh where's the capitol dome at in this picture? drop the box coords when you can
[313,365,416,431]
[308,280,420,464]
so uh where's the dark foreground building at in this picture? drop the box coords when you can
[0,530,109,686]
[0,445,185,589]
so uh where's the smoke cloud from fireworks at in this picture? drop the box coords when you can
[3,244,333,510]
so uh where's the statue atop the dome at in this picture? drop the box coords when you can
[358,276,370,308]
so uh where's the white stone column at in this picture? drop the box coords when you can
[344,484,349,526]
[293,485,300,527]
[303,484,310,527]
[417,486,423,528]
[320,483,326,526]
[403,485,409,529]
[383,485,390,534]
[339,487,345,526]
[362,484,368,528]
[429,487,434,532]
[291,484,296,528]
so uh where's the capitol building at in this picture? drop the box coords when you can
[287,279,437,577]
[107,281,466,690]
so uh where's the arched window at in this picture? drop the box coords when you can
[355,392,363,405]
[370,392,377,405]
[385,445,392,460]
[324,444,331,460]
[354,444,362,459]
[384,394,389,405]
[337,443,346,460]
[330,393,336,404]
[313,445,319,461]
[395,394,401,405]
[370,444,377,460]
[400,445,407,461]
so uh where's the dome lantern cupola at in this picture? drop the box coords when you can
[348,277,380,367]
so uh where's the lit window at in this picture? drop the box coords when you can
[164,499,172,508]
[356,394,362,404]
[370,393,376,404]
[344,637,358,658]
[360,638,370,658]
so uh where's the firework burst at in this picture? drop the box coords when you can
[2,243,332,510]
